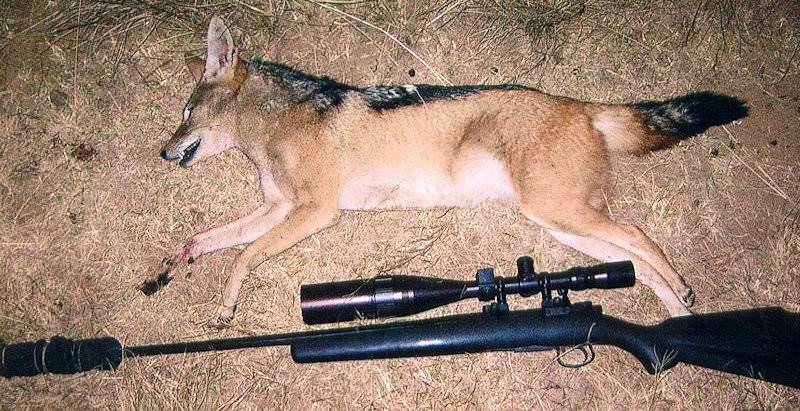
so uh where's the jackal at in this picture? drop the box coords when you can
[145,17,748,326]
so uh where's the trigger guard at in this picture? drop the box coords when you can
[556,343,595,368]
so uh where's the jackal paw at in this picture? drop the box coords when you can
[138,257,175,295]
[681,287,695,308]
[206,317,231,330]
[207,305,236,329]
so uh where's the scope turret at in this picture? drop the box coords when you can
[300,258,635,324]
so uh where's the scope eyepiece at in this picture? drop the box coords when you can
[545,261,636,292]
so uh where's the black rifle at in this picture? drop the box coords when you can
[2,257,799,389]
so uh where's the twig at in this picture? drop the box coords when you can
[777,40,799,83]
[720,125,796,207]
[602,188,614,218]
[682,0,704,46]
[313,0,372,4]
[429,0,466,26]
[234,0,277,18]
[73,0,82,122]
[307,0,452,85]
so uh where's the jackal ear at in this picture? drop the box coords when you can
[204,16,236,78]
[186,57,205,83]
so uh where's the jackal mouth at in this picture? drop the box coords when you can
[179,139,201,167]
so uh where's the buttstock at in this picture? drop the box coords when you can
[650,307,800,388]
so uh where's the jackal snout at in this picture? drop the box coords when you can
[160,123,202,167]
[160,104,239,168]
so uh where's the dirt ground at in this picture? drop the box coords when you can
[1,0,799,409]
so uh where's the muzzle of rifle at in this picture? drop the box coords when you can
[300,259,635,324]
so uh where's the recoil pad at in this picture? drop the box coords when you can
[1,336,123,377]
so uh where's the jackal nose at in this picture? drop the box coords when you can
[160,148,168,160]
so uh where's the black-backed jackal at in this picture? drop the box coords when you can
[145,17,748,326]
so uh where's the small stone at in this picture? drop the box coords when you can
[14,160,39,176]
[50,89,69,109]
[68,211,82,224]
[71,143,97,161]
[408,68,416,77]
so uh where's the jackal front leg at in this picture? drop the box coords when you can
[140,202,292,295]
[183,201,294,262]
[211,204,339,326]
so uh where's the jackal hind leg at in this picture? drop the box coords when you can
[210,204,339,327]
[520,202,694,317]
[546,228,691,316]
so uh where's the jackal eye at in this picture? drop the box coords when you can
[183,106,193,122]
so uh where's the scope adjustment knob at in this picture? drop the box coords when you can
[476,268,495,301]
[516,256,535,281]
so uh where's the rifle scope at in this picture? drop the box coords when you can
[301,257,635,324]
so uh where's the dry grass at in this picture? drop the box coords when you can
[1,0,799,408]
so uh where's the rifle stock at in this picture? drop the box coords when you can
[646,307,800,386]
[291,304,800,388]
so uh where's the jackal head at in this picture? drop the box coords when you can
[160,17,245,167]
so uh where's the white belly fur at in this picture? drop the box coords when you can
[338,150,516,210]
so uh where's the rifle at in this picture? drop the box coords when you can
[2,257,799,389]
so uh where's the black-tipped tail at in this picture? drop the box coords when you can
[632,92,749,139]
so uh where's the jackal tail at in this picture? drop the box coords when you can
[589,92,749,155]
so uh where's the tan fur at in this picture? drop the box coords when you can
[151,17,696,326]
[587,104,676,154]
